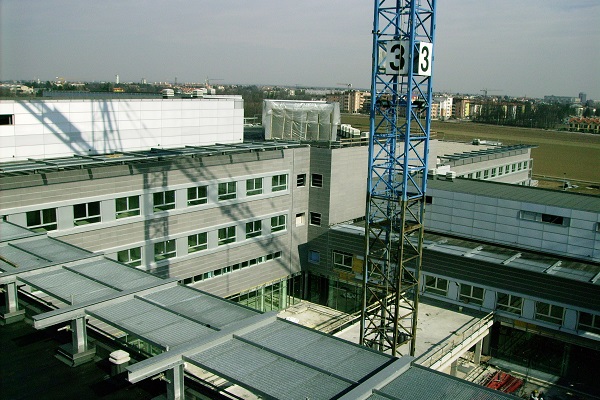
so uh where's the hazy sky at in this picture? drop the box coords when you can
[2,0,599,99]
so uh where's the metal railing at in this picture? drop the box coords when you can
[417,312,494,369]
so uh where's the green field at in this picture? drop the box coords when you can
[341,114,600,190]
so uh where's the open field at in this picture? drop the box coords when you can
[341,114,600,193]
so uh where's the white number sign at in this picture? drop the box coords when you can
[383,40,432,77]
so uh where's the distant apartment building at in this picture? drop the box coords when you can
[430,96,453,120]
[326,91,368,114]
[543,95,580,104]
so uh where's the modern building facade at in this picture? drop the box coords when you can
[2,97,598,393]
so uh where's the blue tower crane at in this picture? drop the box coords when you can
[360,0,436,356]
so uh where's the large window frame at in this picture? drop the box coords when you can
[297,174,306,187]
[117,247,142,267]
[218,182,237,201]
[496,292,523,315]
[332,251,353,271]
[218,226,236,245]
[153,190,176,212]
[73,201,101,226]
[188,232,208,253]
[154,240,176,261]
[271,174,288,192]
[246,178,263,196]
[459,283,485,306]
[424,275,449,296]
[271,215,286,232]
[187,186,208,206]
[116,195,140,219]
[309,212,322,226]
[246,220,262,239]
[578,312,600,335]
[535,302,564,325]
[26,208,57,232]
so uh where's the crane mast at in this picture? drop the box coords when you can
[360,0,436,356]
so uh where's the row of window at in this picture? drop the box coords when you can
[180,251,283,285]
[24,175,290,232]
[519,210,570,227]
[424,276,599,334]
[462,161,529,180]
[116,214,287,266]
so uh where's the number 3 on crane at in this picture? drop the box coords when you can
[383,41,432,76]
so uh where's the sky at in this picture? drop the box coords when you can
[1,0,599,100]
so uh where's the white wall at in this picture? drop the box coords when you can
[0,97,243,162]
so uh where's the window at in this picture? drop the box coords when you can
[117,247,142,267]
[272,174,288,192]
[187,186,208,206]
[519,211,570,227]
[498,167,503,176]
[26,208,57,232]
[309,250,320,264]
[475,171,482,179]
[511,164,516,172]
[535,302,564,325]
[74,201,101,226]
[297,174,306,187]
[505,165,510,174]
[311,173,323,187]
[424,275,448,296]
[153,190,175,212]
[115,195,140,218]
[459,283,484,305]
[578,312,600,335]
[523,160,528,169]
[333,251,353,271]
[295,212,306,226]
[0,114,14,125]
[154,240,176,261]
[246,220,262,238]
[491,167,497,178]
[246,178,263,196]
[309,212,322,226]
[271,215,286,232]
[483,170,489,179]
[218,226,236,245]
[218,182,237,201]
[188,232,207,253]
[496,292,523,315]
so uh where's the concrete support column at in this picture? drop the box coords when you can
[166,364,185,400]
[72,317,88,354]
[561,343,571,376]
[474,339,483,365]
[280,280,288,309]
[1,282,25,325]
[56,316,96,366]
[259,286,265,312]
[450,360,458,377]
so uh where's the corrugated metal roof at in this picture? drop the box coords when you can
[428,177,600,213]
[21,269,118,304]
[142,286,259,329]
[0,221,40,243]
[69,258,163,290]
[89,297,216,350]
[370,365,516,400]
[187,337,353,400]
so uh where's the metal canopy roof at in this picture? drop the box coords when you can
[367,365,516,400]
[0,141,307,176]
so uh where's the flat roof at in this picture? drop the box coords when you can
[428,177,600,214]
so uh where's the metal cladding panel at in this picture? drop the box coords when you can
[22,269,118,303]
[0,221,37,242]
[0,245,49,270]
[71,259,163,290]
[373,366,515,400]
[92,298,155,324]
[14,237,90,262]
[142,286,259,328]
[188,338,350,400]
[241,320,391,382]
